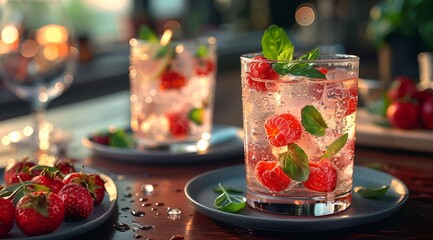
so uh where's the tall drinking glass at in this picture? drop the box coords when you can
[0,0,78,164]
[240,53,359,216]
[129,36,217,152]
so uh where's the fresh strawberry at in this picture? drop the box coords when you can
[304,160,337,192]
[264,113,302,147]
[247,56,279,91]
[0,198,14,236]
[255,161,291,192]
[344,86,358,117]
[58,183,93,220]
[195,58,215,75]
[4,159,36,185]
[32,174,64,194]
[315,67,328,75]
[54,158,76,176]
[160,70,187,90]
[15,191,64,236]
[88,174,105,205]
[63,172,105,205]
[91,134,110,145]
[166,111,190,137]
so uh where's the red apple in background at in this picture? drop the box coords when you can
[386,101,418,129]
[420,98,433,130]
[387,76,418,101]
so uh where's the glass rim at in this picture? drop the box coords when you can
[130,36,217,47]
[240,53,359,64]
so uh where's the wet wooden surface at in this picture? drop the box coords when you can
[1,70,433,239]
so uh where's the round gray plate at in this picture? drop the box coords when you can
[185,165,409,232]
[82,124,244,163]
[1,168,117,239]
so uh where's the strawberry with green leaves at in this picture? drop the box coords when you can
[54,158,76,176]
[58,183,93,220]
[15,191,64,236]
[4,158,37,185]
[0,198,14,236]
[63,172,105,205]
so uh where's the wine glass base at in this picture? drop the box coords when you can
[1,122,72,165]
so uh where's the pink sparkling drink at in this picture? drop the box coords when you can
[240,53,359,216]
[129,37,217,150]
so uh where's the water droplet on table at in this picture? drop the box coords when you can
[113,222,130,232]
[131,210,146,217]
[141,184,155,194]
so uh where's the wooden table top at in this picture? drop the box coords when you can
[1,70,433,239]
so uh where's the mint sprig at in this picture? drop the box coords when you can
[213,183,246,213]
[301,105,328,136]
[322,133,348,159]
[137,25,158,43]
[354,185,390,198]
[261,25,326,78]
[279,143,309,182]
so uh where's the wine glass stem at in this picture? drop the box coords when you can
[31,101,47,160]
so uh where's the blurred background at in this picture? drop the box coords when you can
[0,0,432,120]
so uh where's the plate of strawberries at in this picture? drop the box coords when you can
[0,157,117,239]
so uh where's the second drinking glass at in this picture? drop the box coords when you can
[129,36,217,152]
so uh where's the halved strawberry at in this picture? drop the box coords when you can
[304,160,337,192]
[247,56,279,91]
[160,70,187,90]
[195,58,215,75]
[344,86,358,117]
[166,111,189,137]
[255,161,291,192]
[264,113,302,147]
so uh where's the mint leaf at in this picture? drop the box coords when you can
[137,25,158,43]
[261,25,293,60]
[297,48,320,60]
[354,185,390,198]
[279,143,309,182]
[109,130,135,148]
[213,183,246,213]
[195,44,208,58]
[301,105,327,136]
[286,65,326,78]
[212,185,243,194]
[322,133,348,159]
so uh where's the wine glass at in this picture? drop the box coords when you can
[0,0,78,164]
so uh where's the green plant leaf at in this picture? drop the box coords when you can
[279,143,309,182]
[213,183,246,213]
[137,25,158,43]
[322,133,348,159]
[212,185,243,194]
[297,48,320,61]
[188,107,205,125]
[195,44,208,58]
[287,65,326,78]
[109,130,135,148]
[261,25,293,60]
[354,185,390,198]
[301,105,328,136]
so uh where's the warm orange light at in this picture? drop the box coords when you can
[36,24,68,45]
[43,43,60,61]
[1,24,19,44]
[21,40,38,57]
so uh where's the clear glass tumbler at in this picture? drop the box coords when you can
[240,53,359,216]
[129,37,217,152]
